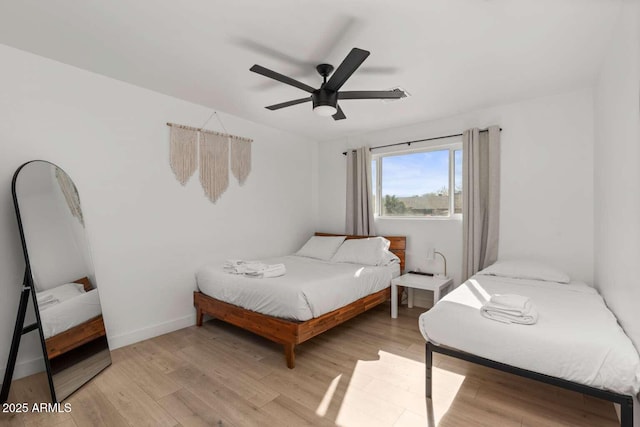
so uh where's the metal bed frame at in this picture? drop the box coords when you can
[426,342,634,427]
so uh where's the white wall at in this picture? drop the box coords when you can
[0,44,316,382]
[317,88,595,306]
[594,0,640,358]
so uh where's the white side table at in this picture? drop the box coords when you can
[391,274,454,318]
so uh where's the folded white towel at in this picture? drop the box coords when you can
[245,263,287,278]
[223,260,286,278]
[481,308,538,325]
[224,259,256,267]
[36,294,60,310]
[37,293,56,303]
[481,294,538,325]
[489,294,530,310]
[224,260,267,274]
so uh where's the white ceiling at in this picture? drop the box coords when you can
[0,0,623,141]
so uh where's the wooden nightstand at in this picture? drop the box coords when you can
[390,273,454,318]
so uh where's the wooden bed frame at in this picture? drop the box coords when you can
[193,233,406,368]
[44,277,107,360]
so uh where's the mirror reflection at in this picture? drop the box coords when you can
[14,161,110,402]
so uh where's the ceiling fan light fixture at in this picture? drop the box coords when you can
[313,105,338,117]
[311,89,338,117]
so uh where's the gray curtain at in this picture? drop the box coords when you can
[462,126,501,280]
[346,147,375,236]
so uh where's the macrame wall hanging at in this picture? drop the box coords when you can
[167,112,252,203]
[230,137,252,185]
[55,168,85,227]
[169,125,198,185]
[200,132,229,203]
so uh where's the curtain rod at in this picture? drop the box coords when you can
[166,122,252,142]
[341,127,502,155]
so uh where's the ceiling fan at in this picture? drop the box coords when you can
[250,48,406,120]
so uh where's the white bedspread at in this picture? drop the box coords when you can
[37,282,85,308]
[39,289,103,339]
[196,255,400,321]
[419,275,640,396]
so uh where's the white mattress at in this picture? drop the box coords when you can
[39,288,103,339]
[196,255,400,321]
[419,275,640,396]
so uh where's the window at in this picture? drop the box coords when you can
[372,144,462,218]
[454,149,462,214]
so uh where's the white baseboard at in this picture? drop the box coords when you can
[107,313,196,350]
[0,355,45,385]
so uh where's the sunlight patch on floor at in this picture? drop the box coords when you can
[316,374,342,416]
[429,366,466,425]
[311,350,466,426]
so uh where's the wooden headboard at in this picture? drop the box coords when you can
[73,277,93,292]
[315,232,406,272]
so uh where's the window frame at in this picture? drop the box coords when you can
[372,140,463,220]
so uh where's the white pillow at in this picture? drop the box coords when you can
[331,237,390,266]
[380,250,400,266]
[477,260,571,284]
[295,235,346,261]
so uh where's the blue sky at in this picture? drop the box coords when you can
[373,150,462,197]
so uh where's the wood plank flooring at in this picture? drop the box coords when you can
[1,303,619,426]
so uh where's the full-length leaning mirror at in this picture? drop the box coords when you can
[3,160,111,402]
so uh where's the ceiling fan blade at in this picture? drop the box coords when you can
[266,97,311,110]
[324,48,370,91]
[250,65,316,93]
[339,89,406,100]
[357,66,399,75]
[332,105,346,120]
[235,38,309,68]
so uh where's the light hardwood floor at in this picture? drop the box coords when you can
[1,304,619,427]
